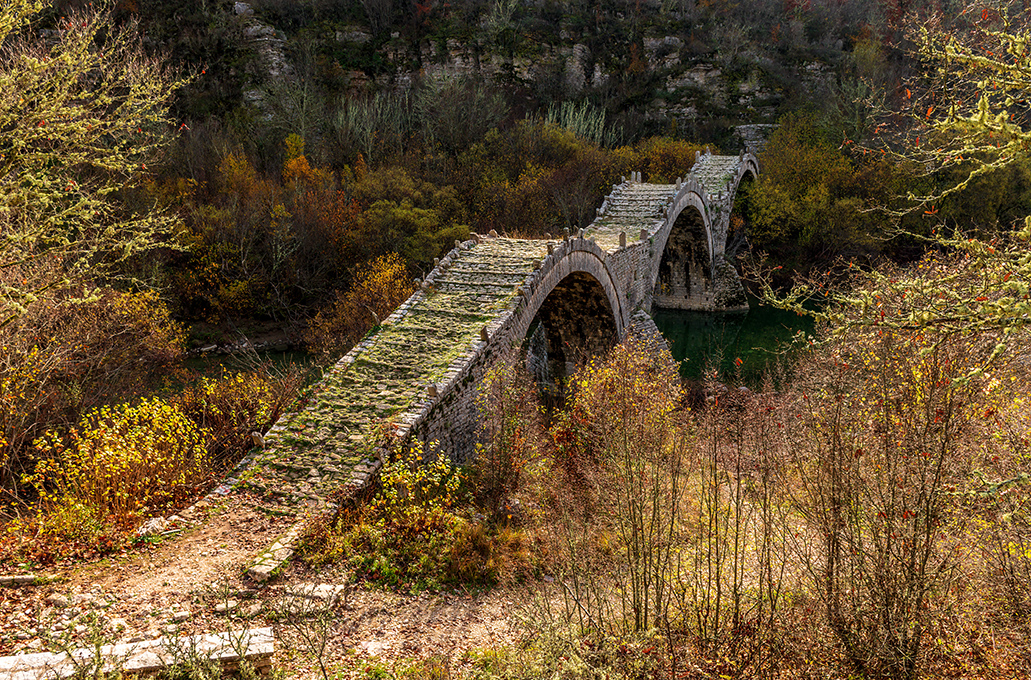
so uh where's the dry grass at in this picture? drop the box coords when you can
[483,324,1031,679]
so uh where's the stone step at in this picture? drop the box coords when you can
[350,357,443,375]
[452,255,545,268]
[604,208,664,217]
[434,282,522,296]
[441,267,534,279]
[0,628,273,680]
[404,305,497,321]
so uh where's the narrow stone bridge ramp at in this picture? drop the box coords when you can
[243,237,552,510]
[240,151,757,578]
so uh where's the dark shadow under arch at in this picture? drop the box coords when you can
[726,171,756,261]
[524,271,619,386]
[653,204,712,310]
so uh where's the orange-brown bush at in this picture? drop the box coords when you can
[303,253,416,358]
[0,285,185,491]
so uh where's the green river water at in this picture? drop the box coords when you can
[651,298,815,385]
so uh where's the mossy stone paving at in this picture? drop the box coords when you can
[691,154,743,196]
[589,182,677,249]
[243,237,549,506]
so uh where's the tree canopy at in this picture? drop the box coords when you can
[767,2,1031,378]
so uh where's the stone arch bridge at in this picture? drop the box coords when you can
[241,150,757,565]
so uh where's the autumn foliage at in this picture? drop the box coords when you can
[303,253,416,358]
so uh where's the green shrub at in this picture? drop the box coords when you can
[1,398,210,562]
[302,442,529,591]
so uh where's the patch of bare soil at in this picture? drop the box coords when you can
[0,493,290,653]
[0,491,521,677]
[272,578,522,679]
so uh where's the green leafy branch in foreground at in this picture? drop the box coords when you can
[758,217,1031,380]
[763,2,1031,379]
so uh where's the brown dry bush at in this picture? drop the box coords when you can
[757,247,1031,678]
[510,337,800,679]
[526,337,686,648]
[474,352,546,522]
[775,329,982,679]
[0,283,185,493]
[679,379,793,678]
[508,295,1031,678]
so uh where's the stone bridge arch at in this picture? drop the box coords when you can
[512,237,627,384]
[649,178,714,310]
[725,162,758,261]
[644,151,760,311]
[243,150,765,578]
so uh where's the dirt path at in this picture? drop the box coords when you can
[0,491,521,677]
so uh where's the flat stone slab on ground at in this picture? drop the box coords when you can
[0,627,274,680]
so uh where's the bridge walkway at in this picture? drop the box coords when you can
[243,238,550,507]
[236,154,761,578]
[241,180,684,508]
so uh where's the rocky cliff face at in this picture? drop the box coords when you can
[227,1,845,144]
[386,36,800,131]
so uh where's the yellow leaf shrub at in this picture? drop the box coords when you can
[32,398,211,521]
[304,253,415,358]
[173,365,305,468]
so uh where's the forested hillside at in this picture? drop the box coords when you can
[103,0,1026,316]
